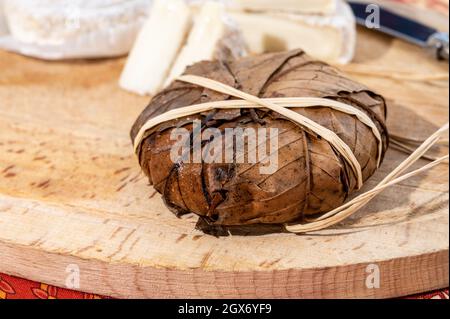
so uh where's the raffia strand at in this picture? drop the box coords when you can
[286,123,448,233]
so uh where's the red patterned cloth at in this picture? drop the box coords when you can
[0,272,448,299]
[405,289,449,299]
[0,273,104,299]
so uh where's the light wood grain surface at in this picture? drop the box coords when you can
[0,28,448,298]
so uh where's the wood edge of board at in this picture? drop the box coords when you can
[0,240,448,299]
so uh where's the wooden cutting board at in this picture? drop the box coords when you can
[0,28,448,299]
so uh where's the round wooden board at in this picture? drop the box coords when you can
[0,28,448,298]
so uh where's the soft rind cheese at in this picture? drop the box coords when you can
[3,0,152,46]
[230,0,337,15]
[230,0,355,63]
[165,1,246,86]
[119,0,191,96]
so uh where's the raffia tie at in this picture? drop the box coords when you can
[133,75,449,234]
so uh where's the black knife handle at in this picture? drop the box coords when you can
[349,1,449,62]
[427,32,449,61]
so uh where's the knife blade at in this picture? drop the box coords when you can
[348,1,449,61]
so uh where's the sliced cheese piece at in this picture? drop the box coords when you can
[230,0,355,63]
[119,0,191,96]
[165,1,246,87]
[230,0,337,15]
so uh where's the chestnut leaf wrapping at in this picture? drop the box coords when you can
[131,49,389,227]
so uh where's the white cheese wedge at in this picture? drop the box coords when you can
[119,0,192,96]
[165,1,246,87]
[230,0,355,63]
[3,0,152,46]
[231,0,337,15]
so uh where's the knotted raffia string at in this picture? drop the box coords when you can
[134,75,386,188]
[287,124,448,233]
[133,74,449,233]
